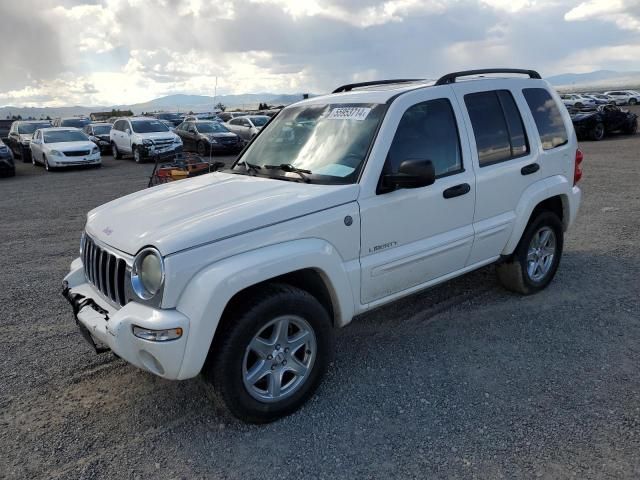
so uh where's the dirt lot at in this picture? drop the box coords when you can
[1,122,639,479]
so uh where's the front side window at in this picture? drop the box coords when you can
[249,116,269,127]
[385,98,462,177]
[465,90,529,166]
[236,103,386,183]
[522,88,568,150]
[130,120,169,133]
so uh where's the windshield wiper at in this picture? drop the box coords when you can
[235,160,262,175]
[264,164,312,183]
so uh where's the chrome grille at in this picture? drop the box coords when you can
[83,236,128,307]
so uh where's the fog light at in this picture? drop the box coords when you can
[133,326,183,342]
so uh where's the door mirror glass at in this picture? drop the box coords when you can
[383,159,435,190]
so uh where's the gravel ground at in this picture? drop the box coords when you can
[1,121,639,479]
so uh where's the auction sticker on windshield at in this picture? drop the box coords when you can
[327,107,372,121]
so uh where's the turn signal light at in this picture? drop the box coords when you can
[132,326,183,342]
[574,148,584,185]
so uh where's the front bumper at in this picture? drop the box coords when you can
[49,152,101,167]
[139,144,183,159]
[63,258,189,379]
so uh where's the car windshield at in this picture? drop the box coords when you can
[157,113,181,121]
[18,123,50,134]
[131,120,169,133]
[92,125,112,135]
[61,118,91,128]
[44,130,88,143]
[235,103,386,183]
[197,122,228,133]
[249,116,269,127]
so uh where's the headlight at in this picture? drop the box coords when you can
[80,231,86,255]
[173,136,182,144]
[50,150,63,156]
[91,147,99,154]
[142,139,153,146]
[89,135,98,141]
[131,247,165,300]
[0,146,8,154]
[208,137,218,144]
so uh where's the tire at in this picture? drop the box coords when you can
[133,146,142,164]
[497,211,564,295]
[590,122,605,141]
[204,283,333,423]
[197,140,207,156]
[575,102,583,109]
[624,118,638,135]
[21,146,30,163]
[44,155,54,172]
[111,142,122,159]
[32,154,37,166]
[629,98,638,105]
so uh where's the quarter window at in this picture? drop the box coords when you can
[522,88,568,150]
[385,98,463,178]
[464,90,530,166]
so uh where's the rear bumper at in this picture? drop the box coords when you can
[63,259,189,379]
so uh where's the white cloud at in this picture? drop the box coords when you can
[565,0,640,31]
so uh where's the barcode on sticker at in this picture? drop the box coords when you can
[327,107,371,121]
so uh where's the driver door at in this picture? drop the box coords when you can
[358,88,476,305]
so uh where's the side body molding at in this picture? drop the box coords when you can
[175,238,357,379]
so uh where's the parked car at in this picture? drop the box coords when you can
[571,104,638,140]
[182,115,222,123]
[175,120,244,155]
[153,112,184,127]
[63,68,582,423]
[604,91,639,105]
[582,94,614,105]
[7,120,52,162]
[30,128,101,171]
[560,94,595,109]
[52,117,92,129]
[217,112,247,122]
[83,123,113,153]
[0,139,15,177]
[110,117,183,163]
[225,115,270,140]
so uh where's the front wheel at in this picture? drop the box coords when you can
[204,283,333,423]
[111,142,122,159]
[629,98,638,105]
[590,122,605,141]
[624,118,638,135]
[497,212,564,295]
[197,140,207,156]
[133,146,142,163]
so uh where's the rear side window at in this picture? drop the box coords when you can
[385,98,462,178]
[464,90,529,167]
[522,88,568,150]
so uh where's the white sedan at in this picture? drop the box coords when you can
[30,128,101,171]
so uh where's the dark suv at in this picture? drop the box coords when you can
[7,120,52,162]
[0,140,15,177]
[83,123,113,153]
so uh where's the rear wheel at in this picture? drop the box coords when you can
[629,98,638,105]
[624,118,638,135]
[197,140,207,156]
[497,212,564,295]
[111,142,122,159]
[590,122,605,141]
[204,283,333,423]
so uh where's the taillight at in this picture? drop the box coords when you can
[574,148,583,185]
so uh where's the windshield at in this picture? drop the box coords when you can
[18,123,50,134]
[249,116,269,127]
[131,120,169,133]
[197,122,228,133]
[156,113,181,121]
[235,103,385,183]
[92,125,112,135]
[44,130,88,143]
[61,118,91,128]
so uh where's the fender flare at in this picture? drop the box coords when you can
[502,176,570,255]
[175,238,356,379]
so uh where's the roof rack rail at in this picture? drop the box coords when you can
[332,79,425,94]
[435,69,541,86]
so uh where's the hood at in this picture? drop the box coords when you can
[47,141,96,151]
[208,132,238,140]
[86,172,359,255]
[19,134,34,142]
[97,135,110,141]
[571,112,598,122]
[135,131,178,142]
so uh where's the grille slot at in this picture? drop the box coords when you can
[64,150,91,157]
[83,236,128,307]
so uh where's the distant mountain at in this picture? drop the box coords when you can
[0,92,314,120]
[547,70,640,90]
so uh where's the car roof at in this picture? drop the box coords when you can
[126,117,163,121]
[16,120,51,124]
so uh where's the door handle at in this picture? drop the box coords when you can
[521,163,540,175]
[443,183,471,199]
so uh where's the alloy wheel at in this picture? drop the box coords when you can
[526,226,556,282]
[242,315,317,403]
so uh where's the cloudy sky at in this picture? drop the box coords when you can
[1,0,639,107]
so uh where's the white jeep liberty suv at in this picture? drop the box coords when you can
[63,69,582,423]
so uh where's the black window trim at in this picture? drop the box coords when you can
[464,89,531,168]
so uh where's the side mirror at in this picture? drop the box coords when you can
[382,159,436,191]
[125,128,131,135]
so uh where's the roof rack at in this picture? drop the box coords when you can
[332,79,425,94]
[435,69,541,86]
